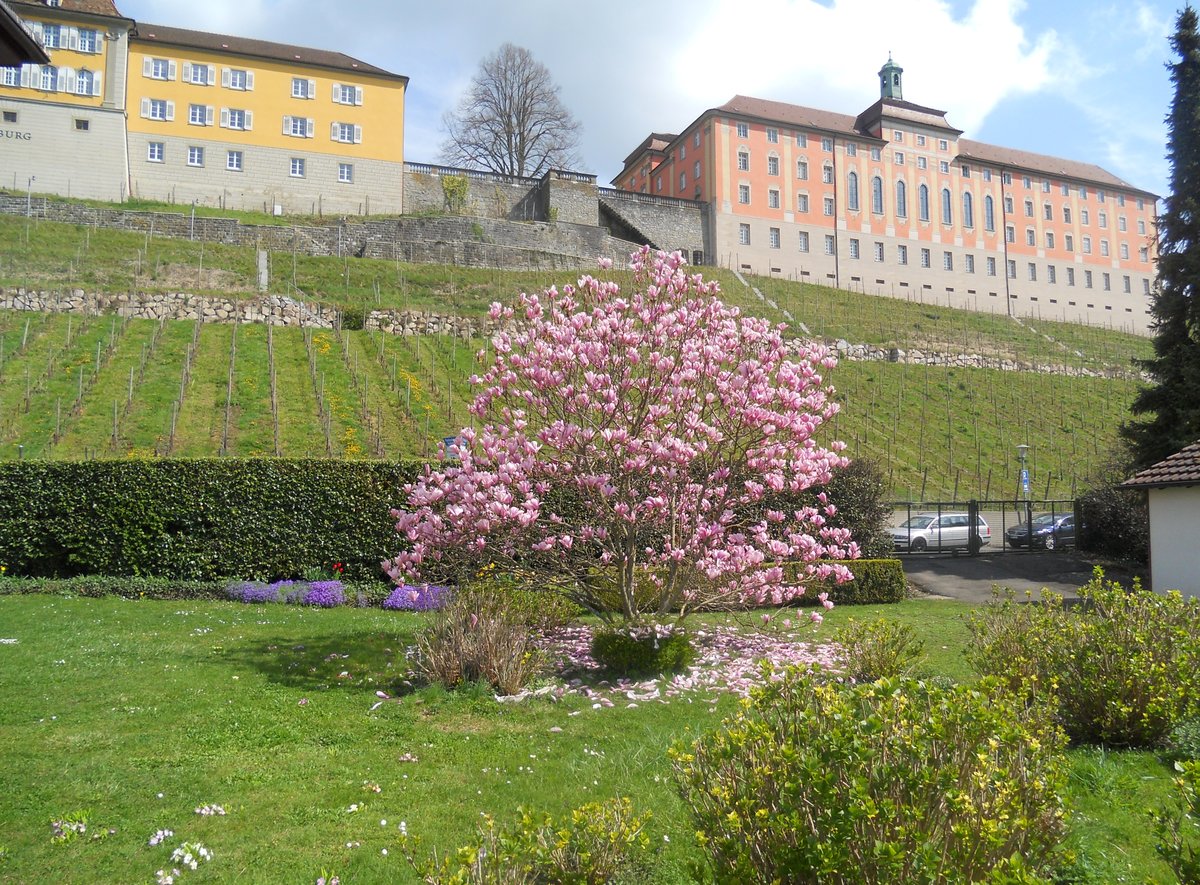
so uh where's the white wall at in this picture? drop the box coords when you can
[1148,486,1200,597]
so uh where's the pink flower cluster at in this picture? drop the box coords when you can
[385,247,858,616]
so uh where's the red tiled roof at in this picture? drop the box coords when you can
[132,22,406,81]
[708,94,1154,196]
[1124,440,1200,488]
[716,94,869,140]
[957,139,1157,197]
[620,131,676,168]
[10,0,124,18]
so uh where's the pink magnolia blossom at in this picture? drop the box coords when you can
[384,247,857,621]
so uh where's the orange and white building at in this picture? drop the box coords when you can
[615,58,1159,333]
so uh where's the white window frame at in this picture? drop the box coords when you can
[769,227,781,249]
[738,223,750,246]
[333,82,363,105]
[227,150,243,172]
[147,141,164,163]
[184,62,215,86]
[338,162,354,183]
[290,157,306,178]
[188,103,213,126]
[223,67,254,91]
[187,145,204,167]
[144,57,176,81]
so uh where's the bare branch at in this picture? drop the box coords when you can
[440,43,582,178]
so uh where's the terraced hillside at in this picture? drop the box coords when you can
[0,212,1153,498]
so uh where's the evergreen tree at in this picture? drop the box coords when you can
[1123,6,1200,470]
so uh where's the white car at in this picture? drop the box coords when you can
[891,512,991,553]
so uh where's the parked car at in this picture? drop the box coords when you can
[1005,512,1075,550]
[891,512,991,553]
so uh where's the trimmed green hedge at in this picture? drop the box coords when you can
[0,574,392,602]
[0,459,422,581]
[787,558,908,605]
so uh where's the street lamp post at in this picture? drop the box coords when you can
[1016,444,1032,547]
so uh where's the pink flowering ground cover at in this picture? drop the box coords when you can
[481,623,842,707]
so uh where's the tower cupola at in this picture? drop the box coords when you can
[879,54,903,100]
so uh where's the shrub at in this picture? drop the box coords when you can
[0,459,422,581]
[1076,485,1148,562]
[401,797,654,884]
[383,584,453,612]
[1151,760,1200,884]
[671,670,1069,884]
[590,626,696,677]
[967,569,1200,747]
[339,306,366,331]
[834,617,925,682]
[1167,717,1200,763]
[413,584,546,695]
[794,558,907,605]
[0,574,228,600]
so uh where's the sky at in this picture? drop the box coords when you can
[117,0,1181,198]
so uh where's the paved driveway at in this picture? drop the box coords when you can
[900,549,1148,604]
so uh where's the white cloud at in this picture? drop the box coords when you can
[115,0,1172,193]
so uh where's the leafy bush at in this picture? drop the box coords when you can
[413,584,546,695]
[1076,485,1148,562]
[671,670,1069,884]
[967,569,1200,747]
[1167,717,1200,763]
[0,459,421,581]
[401,797,654,884]
[794,558,907,605]
[1151,760,1200,884]
[590,626,696,677]
[339,306,366,331]
[834,617,925,682]
[0,574,228,600]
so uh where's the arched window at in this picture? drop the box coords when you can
[76,69,94,95]
[40,65,57,91]
[895,179,907,217]
[871,176,884,214]
[984,195,995,231]
[847,171,860,211]
[918,184,930,222]
[941,188,953,225]
[962,192,974,228]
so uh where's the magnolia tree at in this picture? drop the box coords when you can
[385,247,858,622]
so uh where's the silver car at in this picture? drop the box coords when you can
[891,512,991,553]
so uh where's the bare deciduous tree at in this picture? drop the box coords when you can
[440,43,582,178]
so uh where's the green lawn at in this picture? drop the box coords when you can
[0,593,1179,883]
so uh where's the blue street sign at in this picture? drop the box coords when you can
[1020,468,1030,494]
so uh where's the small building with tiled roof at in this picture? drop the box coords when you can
[1124,440,1200,596]
[612,56,1158,335]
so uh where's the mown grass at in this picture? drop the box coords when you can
[0,592,1178,883]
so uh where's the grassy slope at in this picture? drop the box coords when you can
[0,212,1154,496]
[0,593,1176,884]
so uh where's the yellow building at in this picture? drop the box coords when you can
[0,0,132,200]
[126,23,407,215]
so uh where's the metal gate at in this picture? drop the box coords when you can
[890,499,1078,555]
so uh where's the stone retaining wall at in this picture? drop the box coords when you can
[0,285,1139,379]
